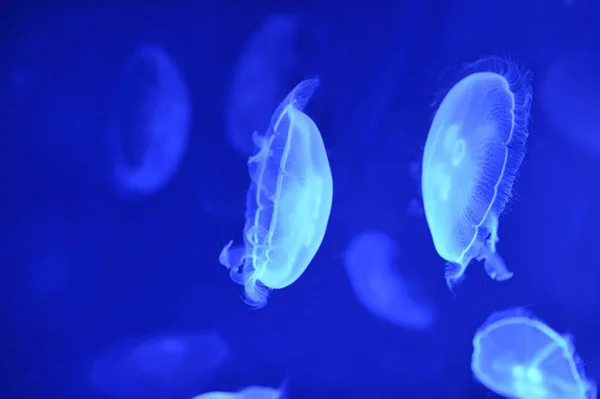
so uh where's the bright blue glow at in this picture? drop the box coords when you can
[219,78,333,308]
[421,57,532,288]
[471,308,597,399]
[191,384,285,399]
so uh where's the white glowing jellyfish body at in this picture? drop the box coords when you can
[219,78,333,308]
[421,58,532,288]
[192,386,284,399]
[343,231,435,330]
[472,308,597,399]
[109,44,190,196]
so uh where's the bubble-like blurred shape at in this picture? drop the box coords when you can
[89,331,230,399]
[343,230,435,330]
[541,48,600,156]
[192,381,286,399]
[225,13,300,156]
[192,386,283,399]
[219,78,333,308]
[472,308,597,399]
[421,57,532,288]
[108,44,191,197]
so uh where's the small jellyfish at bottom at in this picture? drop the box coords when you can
[219,78,333,308]
[421,57,532,288]
[192,379,287,399]
[89,331,230,399]
[471,308,597,399]
[343,230,435,330]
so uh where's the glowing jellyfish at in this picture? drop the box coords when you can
[192,383,286,399]
[471,308,597,399]
[219,78,333,308]
[89,331,229,399]
[225,13,300,157]
[343,230,435,330]
[421,57,532,288]
[108,44,191,197]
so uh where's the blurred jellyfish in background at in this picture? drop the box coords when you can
[192,379,287,399]
[421,57,532,288]
[471,308,597,399]
[343,230,435,330]
[107,44,191,197]
[225,13,301,157]
[541,47,600,157]
[89,331,230,399]
[220,78,333,308]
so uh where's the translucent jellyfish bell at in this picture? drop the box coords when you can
[108,44,191,197]
[89,331,230,399]
[471,308,597,399]
[343,230,435,330]
[219,78,333,308]
[225,13,300,157]
[191,378,288,399]
[421,57,532,288]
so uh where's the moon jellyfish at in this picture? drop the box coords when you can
[219,78,333,308]
[343,231,435,330]
[471,308,597,399]
[421,57,532,288]
[108,44,191,197]
[225,13,300,156]
[192,379,288,399]
[89,331,230,399]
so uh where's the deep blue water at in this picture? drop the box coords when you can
[2,1,600,398]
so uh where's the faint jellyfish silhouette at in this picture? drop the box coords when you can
[192,379,287,399]
[343,230,435,330]
[89,331,229,399]
[108,44,191,197]
[219,78,333,308]
[472,308,597,399]
[541,49,600,156]
[421,57,532,288]
[225,13,300,157]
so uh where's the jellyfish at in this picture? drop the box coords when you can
[421,57,532,288]
[225,13,301,157]
[219,78,333,308]
[471,308,597,399]
[191,386,281,399]
[343,231,435,330]
[191,379,287,399]
[107,44,191,197]
[89,331,230,399]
